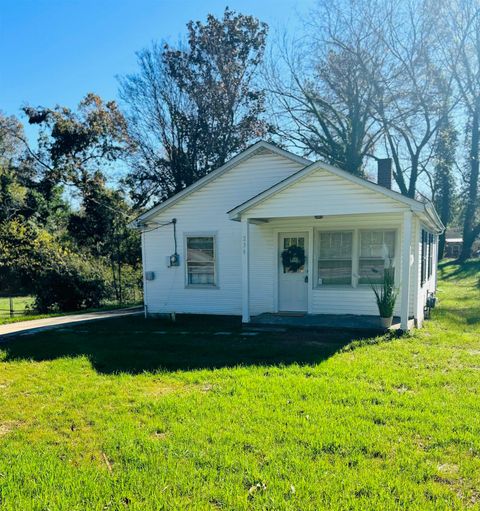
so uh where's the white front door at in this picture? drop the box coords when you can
[278,232,308,312]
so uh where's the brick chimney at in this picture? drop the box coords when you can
[377,158,392,189]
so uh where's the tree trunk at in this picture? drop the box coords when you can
[460,97,480,261]
[438,233,446,261]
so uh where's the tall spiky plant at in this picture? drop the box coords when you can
[371,268,398,318]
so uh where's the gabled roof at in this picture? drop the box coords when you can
[228,160,444,232]
[132,141,311,226]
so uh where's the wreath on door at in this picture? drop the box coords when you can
[281,245,305,272]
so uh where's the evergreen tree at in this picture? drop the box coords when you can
[433,116,458,259]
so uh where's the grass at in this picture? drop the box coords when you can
[0,299,142,326]
[0,296,35,320]
[0,261,479,510]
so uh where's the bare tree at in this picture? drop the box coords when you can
[266,1,385,176]
[368,0,455,198]
[269,0,455,198]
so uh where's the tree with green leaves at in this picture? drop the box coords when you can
[67,172,141,304]
[20,93,131,191]
[120,8,268,206]
[0,97,140,309]
[433,116,458,259]
[0,219,107,311]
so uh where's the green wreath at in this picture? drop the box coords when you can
[281,245,305,272]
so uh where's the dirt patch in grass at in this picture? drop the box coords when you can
[0,420,21,436]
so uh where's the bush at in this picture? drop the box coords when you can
[33,257,107,312]
[0,220,108,312]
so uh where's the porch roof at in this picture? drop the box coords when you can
[228,161,444,233]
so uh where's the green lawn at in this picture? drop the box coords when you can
[0,296,35,322]
[0,261,479,510]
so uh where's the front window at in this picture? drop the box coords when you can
[186,236,216,286]
[317,231,353,285]
[359,230,395,284]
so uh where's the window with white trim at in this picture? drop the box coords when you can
[359,230,395,284]
[186,236,216,286]
[317,231,353,286]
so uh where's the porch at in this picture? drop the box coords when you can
[250,312,415,332]
[239,211,416,331]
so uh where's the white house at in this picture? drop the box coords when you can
[133,141,444,330]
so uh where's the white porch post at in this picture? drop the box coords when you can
[241,218,250,323]
[401,211,413,330]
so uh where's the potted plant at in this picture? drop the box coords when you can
[371,268,398,328]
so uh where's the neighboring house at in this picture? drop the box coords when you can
[133,141,444,330]
[444,229,480,259]
[444,229,463,259]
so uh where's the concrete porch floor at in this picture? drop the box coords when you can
[250,313,414,332]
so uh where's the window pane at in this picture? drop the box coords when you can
[188,263,215,285]
[319,232,352,259]
[318,259,352,285]
[187,237,214,262]
[359,258,385,284]
[360,230,395,258]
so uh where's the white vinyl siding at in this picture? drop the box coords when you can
[248,214,406,317]
[244,168,405,219]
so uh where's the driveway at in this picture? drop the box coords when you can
[0,307,143,340]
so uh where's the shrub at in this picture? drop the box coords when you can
[371,268,398,318]
[0,220,107,312]
[32,257,107,312]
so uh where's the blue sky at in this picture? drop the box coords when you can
[1,0,314,120]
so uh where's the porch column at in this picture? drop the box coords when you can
[400,210,413,330]
[241,218,250,323]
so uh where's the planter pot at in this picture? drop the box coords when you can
[380,316,393,329]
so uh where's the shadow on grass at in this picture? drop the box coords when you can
[439,259,480,286]
[1,315,377,374]
[434,307,480,326]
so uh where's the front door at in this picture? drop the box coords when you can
[278,232,308,312]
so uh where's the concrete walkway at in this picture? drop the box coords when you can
[0,307,143,340]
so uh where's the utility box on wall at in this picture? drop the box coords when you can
[167,253,180,267]
[145,271,155,281]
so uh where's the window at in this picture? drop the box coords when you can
[359,230,395,284]
[421,229,429,286]
[427,233,434,279]
[317,231,353,285]
[185,236,216,287]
